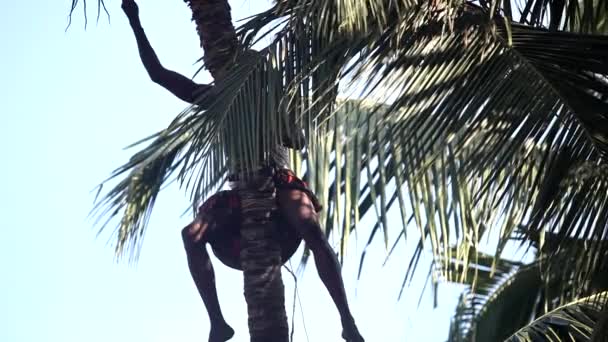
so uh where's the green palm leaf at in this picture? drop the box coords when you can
[505,292,608,342]
[447,263,542,342]
[446,243,608,341]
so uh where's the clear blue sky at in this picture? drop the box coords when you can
[0,1,464,341]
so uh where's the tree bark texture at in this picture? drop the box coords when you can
[184,0,239,80]
[239,183,289,342]
[184,1,289,341]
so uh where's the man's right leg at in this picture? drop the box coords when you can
[182,215,235,342]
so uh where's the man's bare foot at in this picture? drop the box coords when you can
[341,318,364,342]
[209,322,234,342]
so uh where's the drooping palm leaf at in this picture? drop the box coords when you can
[515,230,608,308]
[505,292,608,342]
[447,262,542,342]
[446,240,608,340]
[91,49,292,259]
[521,153,608,297]
[450,278,608,341]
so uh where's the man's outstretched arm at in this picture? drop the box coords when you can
[122,0,211,104]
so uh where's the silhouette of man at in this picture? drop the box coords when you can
[122,1,364,341]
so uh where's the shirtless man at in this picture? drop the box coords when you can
[121,1,364,341]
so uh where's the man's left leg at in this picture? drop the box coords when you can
[277,188,365,342]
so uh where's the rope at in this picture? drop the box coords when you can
[284,261,311,342]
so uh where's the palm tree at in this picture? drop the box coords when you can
[71,0,608,340]
[183,1,290,340]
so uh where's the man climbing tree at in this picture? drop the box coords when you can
[121,1,365,341]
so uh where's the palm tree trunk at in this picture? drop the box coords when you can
[184,1,289,341]
[184,0,238,80]
[239,183,289,342]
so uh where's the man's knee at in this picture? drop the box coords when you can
[299,218,328,247]
[181,221,207,248]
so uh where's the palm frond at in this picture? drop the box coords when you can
[521,154,608,294]
[445,242,608,340]
[504,0,608,33]
[445,248,541,342]
[67,0,109,29]
[505,292,608,341]
[93,50,288,259]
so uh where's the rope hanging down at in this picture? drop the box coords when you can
[285,262,310,342]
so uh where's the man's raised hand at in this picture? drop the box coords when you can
[121,0,139,20]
